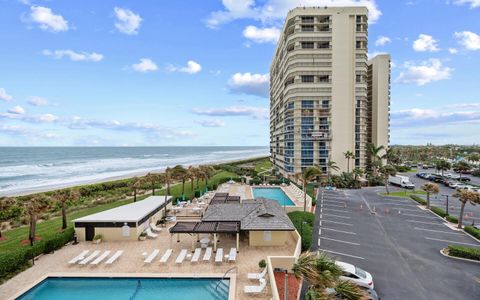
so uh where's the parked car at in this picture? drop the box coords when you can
[455,184,469,191]
[335,261,374,289]
[443,180,453,187]
[458,177,471,182]
[448,182,461,189]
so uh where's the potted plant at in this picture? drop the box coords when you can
[138,232,147,241]
[92,234,103,244]
[259,259,267,269]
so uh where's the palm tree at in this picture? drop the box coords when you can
[453,161,471,180]
[296,166,322,212]
[52,189,78,230]
[24,195,49,246]
[0,197,17,238]
[292,252,366,300]
[145,173,160,195]
[343,151,355,173]
[379,165,396,194]
[199,165,215,186]
[187,166,196,191]
[327,160,339,185]
[453,190,480,229]
[421,182,440,209]
[435,159,451,178]
[352,167,363,182]
[130,177,143,202]
[165,167,172,195]
[367,143,385,174]
[382,147,401,165]
[172,165,188,198]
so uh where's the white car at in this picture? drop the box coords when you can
[455,184,469,190]
[335,261,374,289]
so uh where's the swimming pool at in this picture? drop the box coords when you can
[16,277,230,300]
[252,187,295,206]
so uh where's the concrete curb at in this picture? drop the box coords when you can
[439,248,480,264]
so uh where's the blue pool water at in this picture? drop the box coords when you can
[17,277,230,300]
[252,187,295,206]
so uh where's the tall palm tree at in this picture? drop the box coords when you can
[187,166,196,191]
[343,151,355,173]
[292,252,366,300]
[145,173,160,195]
[453,161,471,181]
[172,165,188,197]
[352,167,363,181]
[453,189,480,229]
[421,182,440,209]
[52,189,78,230]
[379,165,396,194]
[327,160,339,185]
[130,177,143,202]
[367,143,385,175]
[435,159,451,178]
[199,165,215,186]
[24,195,49,246]
[0,197,17,238]
[296,166,322,212]
[165,167,172,195]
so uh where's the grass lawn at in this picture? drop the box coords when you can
[380,190,427,197]
[0,170,237,253]
[254,158,272,173]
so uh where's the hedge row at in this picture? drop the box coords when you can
[410,195,427,205]
[288,211,315,251]
[447,245,480,261]
[446,215,458,224]
[430,206,448,218]
[0,228,74,280]
[464,226,480,240]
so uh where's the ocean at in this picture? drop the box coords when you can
[0,146,269,196]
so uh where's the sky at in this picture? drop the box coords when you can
[0,0,479,146]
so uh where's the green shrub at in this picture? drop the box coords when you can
[464,226,480,240]
[410,195,427,205]
[430,206,447,218]
[288,211,315,251]
[395,165,412,172]
[447,245,480,261]
[258,259,266,268]
[446,215,458,224]
[194,190,201,198]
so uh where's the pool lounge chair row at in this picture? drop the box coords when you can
[68,250,123,265]
[244,267,268,294]
[141,247,236,264]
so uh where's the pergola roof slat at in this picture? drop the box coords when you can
[169,221,240,234]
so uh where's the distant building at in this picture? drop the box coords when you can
[269,6,390,176]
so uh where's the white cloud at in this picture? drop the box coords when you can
[37,113,59,122]
[192,106,268,120]
[453,0,480,8]
[28,6,69,32]
[42,49,104,62]
[166,60,202,74]
[412,34,439,52]
[195,119,226,127]
[243,25,280,43]
[454,31,480,50]
[448,48,458,54]
[375,35,391,46]
[114,7,142,35]
[8,106,25,115]
[206,0,382,28]
[132,58,158,72]
[395,59,452,86]
[0,88,13,102]
[28,96,48,106]
[228,72,269,97]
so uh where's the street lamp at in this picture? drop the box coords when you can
[442,194,449,216]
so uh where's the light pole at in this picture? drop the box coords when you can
[442,194,449,216]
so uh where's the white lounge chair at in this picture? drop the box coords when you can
[248,267,268,280]
[244,278,267,294]
[160,249,172,263]
[228,248,237,262]
[79,250,100,265]
[150,223,162,233]
[191,248,201,263]
[105,250,123,264]
[91,250,111,265]
[144,249,160,263]
[175,249,187,264]
[215,248,223,263]
[146,228,158,238]
[203,247,212,261]
[68,250,89,264]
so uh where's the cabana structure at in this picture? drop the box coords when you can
[73,196,172,241]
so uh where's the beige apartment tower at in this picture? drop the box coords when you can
[270,6,390,176]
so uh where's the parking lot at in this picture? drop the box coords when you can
[312,187,480,300]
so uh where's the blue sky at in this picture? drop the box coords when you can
[0,0,479,146]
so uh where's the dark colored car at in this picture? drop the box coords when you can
[458,177,471,182]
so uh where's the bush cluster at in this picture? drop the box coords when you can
[430,206,448,218]
[395,165,412,172]
[447,245,480,261]
[446,215,458,224]
[471,169,480,177]
[464,226,480,240]
[410,195,427,205]
[288,211,315,251]
[0,227,74,280]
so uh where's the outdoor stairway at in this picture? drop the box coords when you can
[204,280,229,300]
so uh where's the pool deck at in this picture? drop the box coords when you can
[0,221,296,300]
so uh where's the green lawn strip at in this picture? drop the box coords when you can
[254,159,272,173]
[287,211,315,251]
[379,190,426,197]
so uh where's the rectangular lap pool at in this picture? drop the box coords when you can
[16,277,230,300]
[252,187,295,206]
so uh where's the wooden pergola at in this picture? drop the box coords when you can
[169,221,240,252]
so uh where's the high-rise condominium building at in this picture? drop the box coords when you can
[269,6,390,177]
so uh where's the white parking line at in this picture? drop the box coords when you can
[322,227,356,235]
[406,220,442,225]
[318,249,365,260]
[424,237,480,247]
[414,227,462,235]
[323,203,346,208]
[384,203,417,207]
[322,220,353,226]
[323,213,351,219]
[392,208,423,212]
[402,213,437,219]
[323,208,350,214]
[320,237,360,245]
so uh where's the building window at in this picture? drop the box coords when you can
[318,16,330,23]
[263,231,272,241]
[318,41,330,49]
[301,25,314,32]
[318,24,330,32]
[302,100,314,108]
[318,75,330,83]
[356,41,362,49]
[301,16,314,23]
[301,75,314,83]
[321,100,330,108]
[356,15,362,23]
[301,41,315,49]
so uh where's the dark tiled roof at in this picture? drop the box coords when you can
[202,198,295,231]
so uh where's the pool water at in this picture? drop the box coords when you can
[17,277,230,300]
[252,187,295,206]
